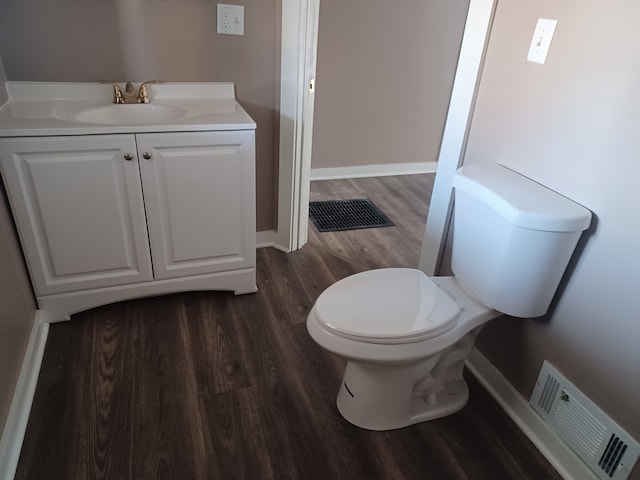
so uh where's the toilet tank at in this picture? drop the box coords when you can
[450,163,591,318]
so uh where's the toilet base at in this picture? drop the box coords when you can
[336,360,469,431]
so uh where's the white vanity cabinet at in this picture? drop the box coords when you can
[0,129,256,320]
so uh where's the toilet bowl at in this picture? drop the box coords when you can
[307,270,497,430]
[306,163,592,431]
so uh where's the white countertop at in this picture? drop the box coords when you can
[0,82,256,137]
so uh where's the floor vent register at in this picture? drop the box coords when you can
[530,361,640,480]
[309,199,394,232]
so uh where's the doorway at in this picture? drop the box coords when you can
[277,0,498,275]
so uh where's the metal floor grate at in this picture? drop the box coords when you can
[309,199,394,232]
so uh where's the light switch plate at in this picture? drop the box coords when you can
[217,4,244,36]
[527,18,558,65]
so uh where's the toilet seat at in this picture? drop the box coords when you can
[313,269,460,344]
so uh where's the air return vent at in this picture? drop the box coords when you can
[530,362,640,480]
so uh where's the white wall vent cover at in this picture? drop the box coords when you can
[530,361,640,480]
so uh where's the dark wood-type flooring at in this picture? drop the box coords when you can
[16,174,562,479]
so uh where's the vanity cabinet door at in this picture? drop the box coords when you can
[136,131,256,280]
[0,135,153,295]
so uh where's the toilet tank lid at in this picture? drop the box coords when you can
[452,163,592,232]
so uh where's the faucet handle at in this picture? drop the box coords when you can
[137,80,160,104]
[99,81,125,104]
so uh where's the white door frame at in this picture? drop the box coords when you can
[278,0,497,262]
[276,0,319,252]
[418,0,497,274]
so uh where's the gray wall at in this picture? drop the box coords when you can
[0,0,280,231]
[462,0,640,471]
[0,186,35,435]
[0,59,37,431]
[311,0,468,170]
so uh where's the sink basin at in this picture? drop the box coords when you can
[70,104,188,125]
[0,82,257,136]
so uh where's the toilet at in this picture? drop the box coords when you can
[306,162,592,431]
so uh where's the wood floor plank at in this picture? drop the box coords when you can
[197,387,276,479]
[15,174,562,480]
[227,288,339,479]
[256,247,316,325]
[177,292,251,394]
[15,318,96,480]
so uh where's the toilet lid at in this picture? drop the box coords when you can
[314,269,460,344]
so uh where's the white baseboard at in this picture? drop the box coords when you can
[310,162,438,181]
[0,311,49,480]
[256,230,290,252]
[465,348,598,480]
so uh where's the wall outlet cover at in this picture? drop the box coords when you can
[217,4,245,36]
[527,18,558,65]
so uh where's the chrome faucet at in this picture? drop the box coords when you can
[100,81,125,104]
